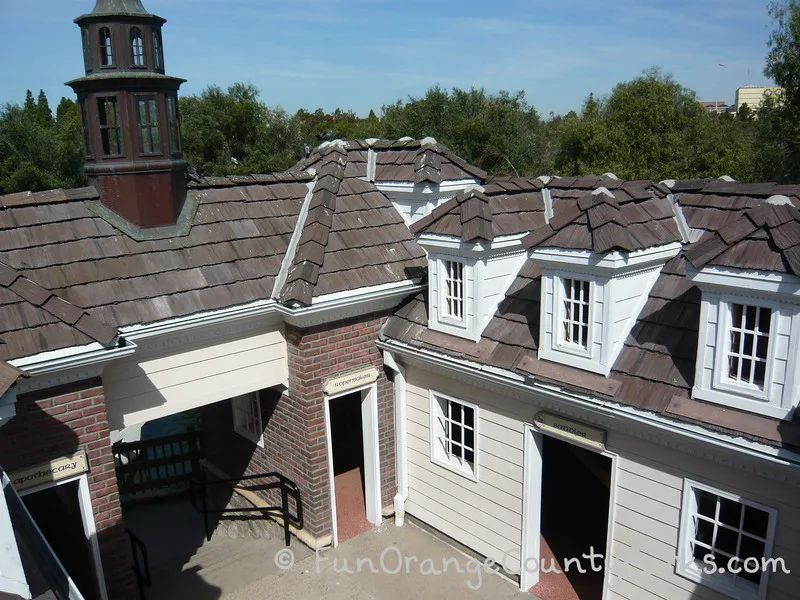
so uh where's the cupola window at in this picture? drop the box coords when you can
[130,28,145,66]
[81,29,91,72]
[135,95,161,155]
[166,95,181,154]
[152,29,163,72]
[97,96,123,156]
[79,100,92,158]
[99,27,114,66]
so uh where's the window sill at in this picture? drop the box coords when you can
[430,455,477,482]
[691,386,792,420]
[676,561,760,600]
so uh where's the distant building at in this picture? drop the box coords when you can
[736,85,785,113]
[699,101,733,114]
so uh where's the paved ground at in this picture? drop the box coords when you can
[223,520,534,600]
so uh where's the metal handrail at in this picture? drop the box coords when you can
[124,527,152,600]
[189,466,304,547]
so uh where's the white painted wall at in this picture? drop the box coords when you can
[402,363,800,599]
[476,250,527,334]
[103,327,287,429]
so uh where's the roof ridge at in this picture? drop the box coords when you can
[0,359,27,397]
[279,147,348,306]
[0,261,118,346]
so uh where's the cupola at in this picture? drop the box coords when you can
[67,0,188,233]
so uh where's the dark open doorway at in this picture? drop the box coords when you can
[23,480,101,600]
[536,435,612,600]
[329,391,371,543]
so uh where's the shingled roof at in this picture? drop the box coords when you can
[0,140,433,360]
[383,176,800,450]
[295,138,487,184]
[0,261,117,360]
[278,141,427,306]
[410,178,547,241]
[524,179,682,253]
[685,199,800,275]
[0,361,26,398]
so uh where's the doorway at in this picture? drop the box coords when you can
[522,427,614,598]
[325,384,382,545]
[22,477,104,600]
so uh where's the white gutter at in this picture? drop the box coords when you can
[9,339,136,378]
[377,338,800,473]
[383,350,408,526]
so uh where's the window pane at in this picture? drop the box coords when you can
[696,489,716,517]
[743,506,769,538]
[716,526,738,556]
[694,517,714,546]
[719,497,742,528]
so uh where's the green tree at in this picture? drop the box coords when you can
[760,0,800,182]
[180,82,304,176]
[35,90,53,127]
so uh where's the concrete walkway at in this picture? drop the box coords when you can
[223,520,533,600]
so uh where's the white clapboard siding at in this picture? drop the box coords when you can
[404,366,526,570]
[608,431,800,600]
[104,328,287,429]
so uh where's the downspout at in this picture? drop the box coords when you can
[383,350,408,526]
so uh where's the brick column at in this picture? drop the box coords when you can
[0,379,136,600]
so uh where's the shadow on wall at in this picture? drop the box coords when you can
[0,392,136,600]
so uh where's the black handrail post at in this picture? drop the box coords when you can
[280,482,290,546]
[200,466,211,541]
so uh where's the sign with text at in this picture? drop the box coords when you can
[10,451,89,492]
[323,367,380,396]
[534,412,606,452]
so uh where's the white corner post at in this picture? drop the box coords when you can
[383,350,408,526]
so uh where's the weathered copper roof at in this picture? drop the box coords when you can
[90,0,150,16]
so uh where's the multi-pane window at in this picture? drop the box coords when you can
[679,481,776,599]
[728,303,771,388]
[135,96,161,154]
[232,393,264,447]
[562,278,591,348]
[97,96,123,156]
[430,393,477,479]
[130,27,145,66]
[442,260,465,321]
[79,100,92,158]
[153,28,163,71]
[166,95,181,153]
[82,29,91,72]
[99,27,114,66]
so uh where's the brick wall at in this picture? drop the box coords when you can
[0,378,136,600]
[204,312,396,540]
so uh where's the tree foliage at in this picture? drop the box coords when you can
[0,90,85,194]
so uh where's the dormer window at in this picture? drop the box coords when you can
[130,27,145,66]
[727,303,771,389]
[99,27,114,66]
[561,277,591,350]
[442,260,465,322]
[691,286,798,420]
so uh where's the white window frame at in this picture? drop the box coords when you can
[712,299,777,402]
[440,259,466,325]
[429,391,478,481]
[677,479,778,600]
[232,392,264,447]
[556,276,593,357]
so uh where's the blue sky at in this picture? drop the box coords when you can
[0,0,778,118]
